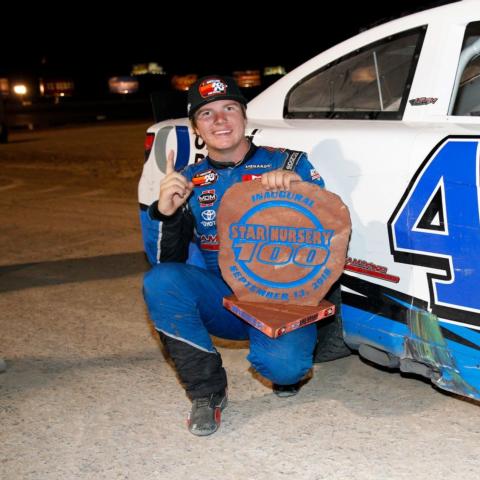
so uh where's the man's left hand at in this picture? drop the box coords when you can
[261,169,301,191]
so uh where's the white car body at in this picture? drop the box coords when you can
[139,0,480,400]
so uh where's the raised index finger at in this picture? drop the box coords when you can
[166,150,175,174]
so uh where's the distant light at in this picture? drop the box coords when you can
[109,76,139,94]
[233,70,261,88]
[171,74,198,91]
[264,66,286,76]
[131,64,147,75]
[13,84,27,95]
[131,62,165,76]
[42,79,74,97]
[148,62,164,75]
[0,78,9,96]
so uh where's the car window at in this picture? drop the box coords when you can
[451,22,480,116]
[285,27,426,120]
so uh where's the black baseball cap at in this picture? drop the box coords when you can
[187,75,247,118]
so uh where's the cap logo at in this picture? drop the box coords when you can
[198,78,228,99]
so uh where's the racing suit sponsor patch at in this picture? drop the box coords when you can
[192,169,218,186]
[245,164,272,169]
[198,189,217,207]
[200,234,219,250]
[242,174,262,182]
[282,150,302,171]
[310,168,321,180]
[201,209,216,227]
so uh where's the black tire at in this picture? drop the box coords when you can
[313,282,352,363]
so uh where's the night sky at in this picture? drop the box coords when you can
[2,1,454,79]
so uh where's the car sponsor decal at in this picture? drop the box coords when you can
[192,169,218,186]
[345,257,399,283]
[193,133,207,163]
[198,189,217,207]
[409,97,438,106]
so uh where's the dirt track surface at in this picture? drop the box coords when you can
[1,122,480,480]
[0,120,150,179]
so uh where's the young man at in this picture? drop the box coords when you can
[143,75,325,436]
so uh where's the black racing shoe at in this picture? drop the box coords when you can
[273,382,300,397]
[187,390,228,436]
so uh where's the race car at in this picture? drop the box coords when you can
[139,0,480,401]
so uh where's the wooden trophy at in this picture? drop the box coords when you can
[217,180,351,338]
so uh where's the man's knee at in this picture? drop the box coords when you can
[143,263,187,300]
[248,350,312,385]
[248,326,316,385]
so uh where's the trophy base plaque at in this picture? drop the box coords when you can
[223,295,335,339]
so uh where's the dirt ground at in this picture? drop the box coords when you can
[1,121,480,480]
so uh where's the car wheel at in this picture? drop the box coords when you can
[313,282,351,363]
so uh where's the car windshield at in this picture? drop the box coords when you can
[286,28,425,119]
[451,21,480,116]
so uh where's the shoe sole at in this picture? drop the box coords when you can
[274,390,299,397]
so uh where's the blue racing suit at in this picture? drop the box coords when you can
[142,143,325,398]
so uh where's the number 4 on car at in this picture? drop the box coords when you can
[139,0,480,401]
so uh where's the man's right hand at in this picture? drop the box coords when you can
[157,150,194,216]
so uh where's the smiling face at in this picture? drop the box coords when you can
[192,99,250,164]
